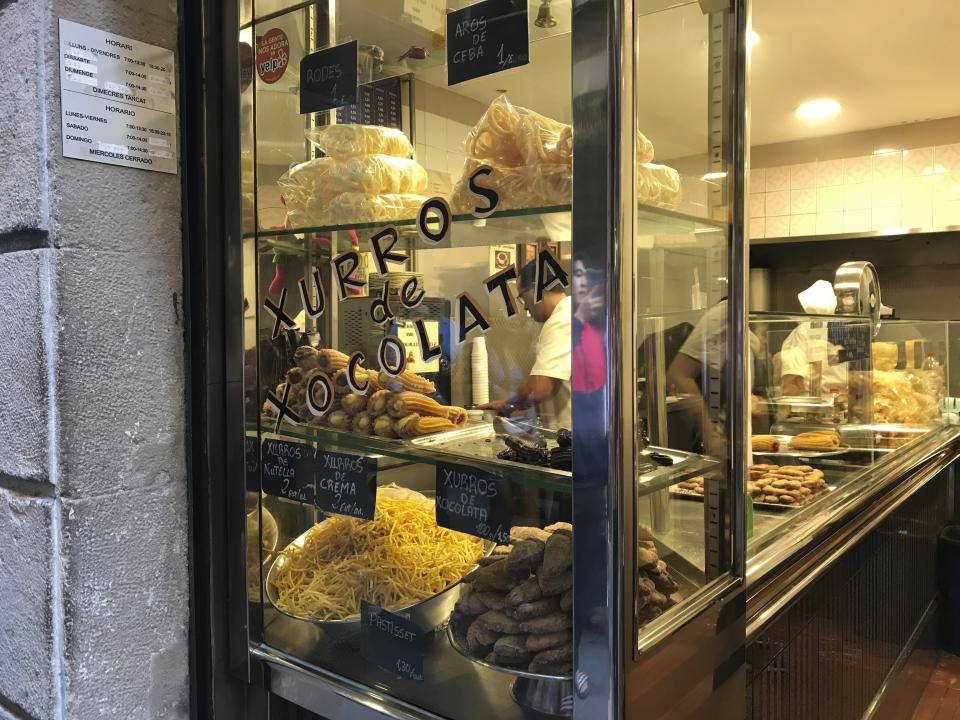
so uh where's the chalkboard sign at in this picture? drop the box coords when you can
[435,462,512,545]
[447,0,529,86]
[361,601,425,681]
[261,438,316,504]
[337,76,403,129]
[313,450,378,520]
[300,40,358,114]
[245,435,260,492]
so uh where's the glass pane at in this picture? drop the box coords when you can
[746,0,960,575]
[246,1,577,717]
[632,0,735,644]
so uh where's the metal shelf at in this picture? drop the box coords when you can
[636,446,720,494]
[248,202,723,248]
[260,420,572,492]
[752,226,960,246]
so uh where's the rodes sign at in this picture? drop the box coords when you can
[300,39,358,113]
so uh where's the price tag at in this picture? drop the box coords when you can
[446,0,529,86]
[313,450,378,520]
[361,601,425,681]
[435,462,512,545]
[300,40,358,113]
[807,321,828,362]
[244,435,260,491]
[260,438,315,504]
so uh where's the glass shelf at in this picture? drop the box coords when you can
[249,204,571,242]
[249,202,724,249]
[636,447,719,494]
[258,419,573,492]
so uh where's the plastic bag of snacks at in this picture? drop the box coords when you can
[304,123,413,158]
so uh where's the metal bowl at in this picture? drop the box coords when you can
[265,486,491,637]
[447,616,573,717]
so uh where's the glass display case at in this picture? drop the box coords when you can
[745,312,956,575]
[231,0,747,718]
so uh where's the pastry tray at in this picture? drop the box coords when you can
[669,484,836,512]
[411,423,570,480]
[753,434,851,458]
[446,618,572,682]
[636,446,720,493]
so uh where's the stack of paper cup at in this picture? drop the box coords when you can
[471,336,489,406]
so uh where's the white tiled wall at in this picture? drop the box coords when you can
[749,143,960,239]
[413,81,486,195]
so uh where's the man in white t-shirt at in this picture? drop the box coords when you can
[479,260,572,429]
[667,299,768,454]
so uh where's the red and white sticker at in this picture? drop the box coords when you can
[256,28,289,84]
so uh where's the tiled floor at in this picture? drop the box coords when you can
[913,653,960,720]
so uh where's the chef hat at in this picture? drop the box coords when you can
[797,280,837,315]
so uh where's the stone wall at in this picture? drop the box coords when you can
[0,1,188,718]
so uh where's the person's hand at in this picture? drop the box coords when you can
[583,287,606,322]
[476,399,514,416]
[577,287,605,324]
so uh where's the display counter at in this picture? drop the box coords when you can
[194,0,956,718]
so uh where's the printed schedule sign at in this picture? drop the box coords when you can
[58,19,178,174]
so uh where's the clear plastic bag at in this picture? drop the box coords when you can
[277,154,428,227]
[449,160,550,212]
[637,163,682,208]
[325,154,428,196]
[305,124,413,158]
[463,94,570,167]
[872,369,938,424]
[307,192,426,226]
[462,94,654,167]
[277,157,338,212]
[450,158,679,212]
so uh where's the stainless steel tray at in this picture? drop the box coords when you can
[669,484,836,512]
[265,486,492,637]
[447,616,573,717]
[753,434,850,458]
[412,423,571,479]
[637,446,720,492]
[766,396,834,408]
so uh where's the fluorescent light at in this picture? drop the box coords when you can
[795,98,841,122]
[872,147,899,156]
[747,30,760,49]
[922,164,947,176]
[702,171,727,180]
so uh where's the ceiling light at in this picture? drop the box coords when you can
[795,98,841,122]
[702,171,727,180]
[872,147,899,156]
[747,30,760,49]
[922,164,947,176]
